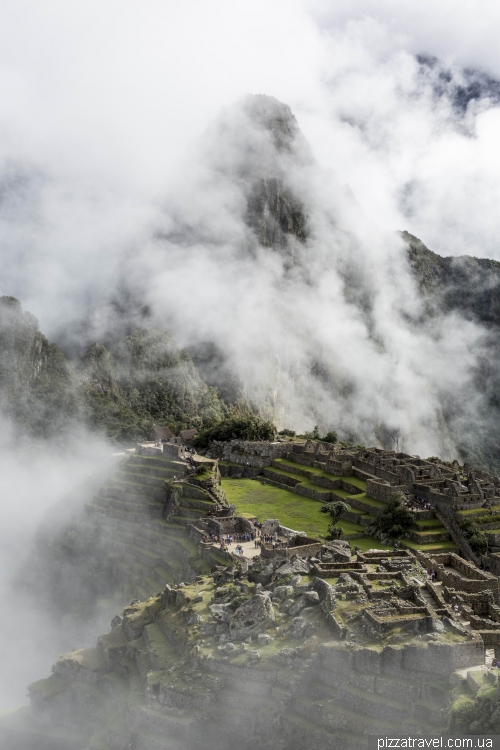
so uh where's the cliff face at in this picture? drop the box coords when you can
[403,231,500,326]
[403,232,500,472]
[242,96,307,257]
[0,296,79,438]
[0,298,226,443]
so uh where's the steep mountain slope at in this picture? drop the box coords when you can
[404,230,500,325]
[0,297,226,443]
[404,231,500,472]
[0,296,79,438]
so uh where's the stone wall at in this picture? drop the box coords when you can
[260,541,322,560]
[366,479,406,502]
[292,484,331,502]
[208,440,290,469]
[262,468,299,487]
[309,474,343,490]
[318,638,483,677]
[135,444,163,457]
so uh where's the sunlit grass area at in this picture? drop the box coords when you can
[221,478,331,537]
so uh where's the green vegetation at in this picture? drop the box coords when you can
[372,493,416,540]
[456,514,488,554]
[321,500,351,538]
[0,298,227,444]
[220,478,331,537]
[193,413,276,449]
[450,684,500,733]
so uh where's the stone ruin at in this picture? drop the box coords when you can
[15,546,485,750]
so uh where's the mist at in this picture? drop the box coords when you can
[0,419,115,708]
[0,0,500,723]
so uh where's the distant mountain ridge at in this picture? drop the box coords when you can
[0,296,226,443]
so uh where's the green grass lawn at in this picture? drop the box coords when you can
[344,492,385,508]
[330,488,363,501]
[415,518,444,528]
[456,505,500,517]
[221,478,331,537]
[400,540,457,552]
[336,519,365,534]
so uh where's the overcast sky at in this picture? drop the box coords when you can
[0,0,500,335]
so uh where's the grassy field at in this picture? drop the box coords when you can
[222,460,454,554]
[273,458,367,489]
[221,478,331,537]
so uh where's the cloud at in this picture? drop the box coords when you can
[0,421,113,708]
[1,0,500,707]
[0,0,498,447]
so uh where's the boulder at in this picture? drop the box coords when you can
[286,616,308,639]
[326,540,352,563]
[272,585,294,601]
[311,577,335,603]
[303,591,320,605]
[257,633,273,646]
[229,594,275,640]
[209,604,232,623]
[276,558,311,576]
[288,596,308,617]
[337,572,354,586]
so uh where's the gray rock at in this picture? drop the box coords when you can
[294,582,312,594]
[186,612,203,625]
[432,619,445,633]
[287,616,308,639]
[289,575,302,587]
[288,596,308,617]
[326,540,352,563]
[303,591,320,605]
[209,603,232,623]
[311,577,336,603]
[280,598,295,612]
[175,590,188,606]
[273,585,294,601]
[337,573,354,586]
[229,594,275,640]
[277,558,310,576]
[257,633,273,646]
[248,650,261,660]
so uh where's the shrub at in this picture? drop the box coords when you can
[193,414,276,449]
[374,493,415,539]
[322,430,338,444]
[456,514,488,553]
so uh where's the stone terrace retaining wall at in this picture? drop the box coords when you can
[208,440,290,469]
[366,479,406,502]
[260,541,322,560]
[319,638,483,677]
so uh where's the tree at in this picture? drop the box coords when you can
[375,493,415,539]
[322,430,338,444]
[321,500,351,525]
[193,414,276,449]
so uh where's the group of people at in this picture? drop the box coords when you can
[404,494,432,511]
[427,568,437,582]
